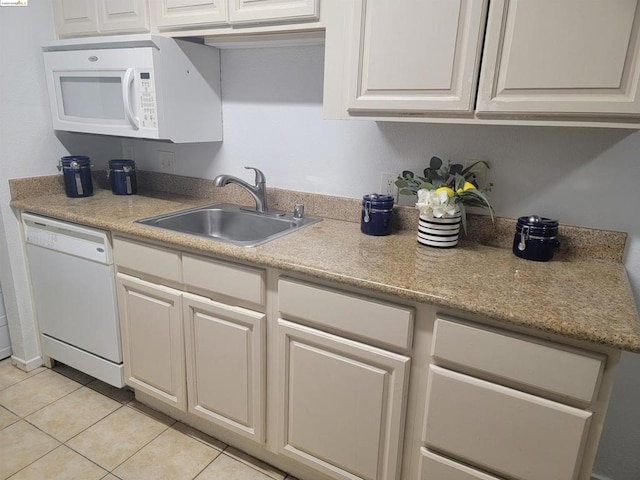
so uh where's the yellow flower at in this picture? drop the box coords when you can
[435,186,455,198]
[457,181,476,193]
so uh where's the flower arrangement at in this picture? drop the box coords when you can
[395,156,494,233]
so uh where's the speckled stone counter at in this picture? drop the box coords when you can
[10,174,640,353]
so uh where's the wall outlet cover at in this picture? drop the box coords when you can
[380,172,397,198]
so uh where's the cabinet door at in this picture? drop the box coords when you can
[276,319,410,480]
[347,0,488,114]
[183,293,266,443]
[116,273,186,410]
[228,0,319,25]
[97,0,149,33]
[477,0,640,117]
[152,0,228,29]
[53,0,99,37]
[424,366,592,480]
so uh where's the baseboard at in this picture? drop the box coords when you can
[10,354,42,372]
[591,473,614,480]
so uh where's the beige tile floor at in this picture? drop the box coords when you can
[0,359,298,480]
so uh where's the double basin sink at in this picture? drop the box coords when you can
[137,203,321,247]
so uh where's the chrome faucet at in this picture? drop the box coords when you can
[213,166,268,213]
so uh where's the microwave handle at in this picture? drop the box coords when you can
[122,68,140,130]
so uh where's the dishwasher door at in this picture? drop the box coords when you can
[23,213,123,384]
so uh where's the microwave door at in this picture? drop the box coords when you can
[52,69,141,136]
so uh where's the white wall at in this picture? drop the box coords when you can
[128,45,640,480]
[0,3,121,368]
[0,9,638,478]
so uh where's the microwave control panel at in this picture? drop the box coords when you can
[137,71,157,129]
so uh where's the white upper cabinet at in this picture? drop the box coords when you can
[53,0,99,37]
[229,0,319,25]
[347,0,488,115]
[53,0,149,37]
[151,0,229,30]
[325,0,640,126]
[477,0,640,118]
[152,0,319,31]
[97,0,150,33]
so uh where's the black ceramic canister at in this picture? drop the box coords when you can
[60,156,93,198]
[361,193,394,236]
[108,159,137,195]
[513,215,560,261]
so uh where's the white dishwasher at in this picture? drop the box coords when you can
[23,213,124,387]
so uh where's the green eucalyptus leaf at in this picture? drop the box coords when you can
[395,179,408,188]
[458,203,467,235]
[450,163,464,175]
[429,156,443,169]
[461,160,491,175]
[402,170,415,179]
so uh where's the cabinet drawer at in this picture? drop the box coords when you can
[432,318,604,404]
[278,278,414,350]
[419,448,503,480]
[424,366,592,480]
[113,238,181,283]
[183,254,265,307]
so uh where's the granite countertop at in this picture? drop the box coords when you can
[10,174,640,353]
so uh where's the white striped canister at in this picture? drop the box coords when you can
[417,213,461,248]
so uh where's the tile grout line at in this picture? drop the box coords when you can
[2,364,295,480]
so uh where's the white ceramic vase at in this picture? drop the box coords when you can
[417,212,462,248]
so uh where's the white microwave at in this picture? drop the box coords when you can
[42,35,222,143]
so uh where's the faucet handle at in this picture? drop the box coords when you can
[244,166,266,185]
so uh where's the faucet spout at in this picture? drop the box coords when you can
[213,166,268,212]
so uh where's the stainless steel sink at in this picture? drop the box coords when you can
[136,203,321,247]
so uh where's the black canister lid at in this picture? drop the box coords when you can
[60,155,90,167]
[109,159,136,170]
[516,215,558,236]
[362,193,394,209]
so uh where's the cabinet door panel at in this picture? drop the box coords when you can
[228,0,319,24]
[347,0,488,114]
[277,319,410,480]
[152,0,228,29]
[53,0,99,37]
[98,0,149,33]
[183,293,266,442]
[424,366,592,480]
[117,273,186,410]
[477,0,640,116]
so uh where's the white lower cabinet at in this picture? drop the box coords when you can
[183,292,266,442]
[114,238,617,480]
[114,239,267,444]
[276,319,410,480]
[116,273,186,410]
[418,316,609,480]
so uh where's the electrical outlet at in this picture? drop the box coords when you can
[122,142,135,161]
[380,172,397,197]
[158,151,175,173]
